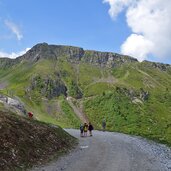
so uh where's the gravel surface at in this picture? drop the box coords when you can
[31,129,171,171]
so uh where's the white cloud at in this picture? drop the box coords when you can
[4,20,23,40]
[0,48,30,59]
[121,34,154,62]
[104,0,171,62]
[103,0,133,19]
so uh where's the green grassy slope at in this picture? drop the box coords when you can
[82,63,171,146]
[0,55,171,146]
[0,59,81,128]
[84,90,171,145]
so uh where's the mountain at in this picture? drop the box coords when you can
[0,43,171,146]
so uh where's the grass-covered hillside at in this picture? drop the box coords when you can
[0,43,171,146]
[0,103,77,171]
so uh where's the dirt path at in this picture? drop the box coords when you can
[31,129,171,171]
[84,76,118,90]
[66,97,89,123]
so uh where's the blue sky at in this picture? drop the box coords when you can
[0,0,171,64]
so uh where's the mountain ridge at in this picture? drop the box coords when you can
[0,43,171,71]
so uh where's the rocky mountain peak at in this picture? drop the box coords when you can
[17,43,138,67]
[1,43,170,70]
[19,43,84,62]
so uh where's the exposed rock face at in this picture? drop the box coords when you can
[0,58,18,68]
[1,43,170,70]
[16,43,138,68]
[0,94,26,114]
[82,50,137,67]
[143,60,171,71]
[28,75,67,99]
[19,43,84,62]
[116,87,149,102]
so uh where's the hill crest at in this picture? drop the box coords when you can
[1,43,171,71]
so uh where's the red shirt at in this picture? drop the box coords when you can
[28,112,33,118]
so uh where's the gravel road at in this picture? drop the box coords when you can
[31,129,171,171]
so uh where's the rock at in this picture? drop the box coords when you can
[116,87,149,102]
[140,89,149,101]
[82,50,138,68]
[143,60,171,72]
[0,58,18,68]
[3,43,138,68]
[18,43,85,62]
[0,94,26,115]
[28,75,67,99]
[0,43,170,71]
[132,98,143,104]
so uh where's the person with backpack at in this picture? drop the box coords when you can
[102,119,106,131]
[88,122,94,136]
[83,123,88,137]
[80,124,84,137]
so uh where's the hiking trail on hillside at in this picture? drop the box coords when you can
[66,97,89,123]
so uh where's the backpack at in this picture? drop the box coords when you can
[89,125,94,130]
[80,125,84,131]
[84,125,88,131]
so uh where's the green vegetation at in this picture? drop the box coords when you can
[84,89,171,146]
[60,97,81,128]
[0,44,171,147]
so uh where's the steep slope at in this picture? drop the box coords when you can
[66,96,89,123]
[0,43,171,146]
[0,103,77,171]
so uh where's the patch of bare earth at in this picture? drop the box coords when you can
[0,111,77,171]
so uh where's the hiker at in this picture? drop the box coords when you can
[88,122,94,136]
[102,119,106,131]
[28,112,33,118]
[83,123,88,137]
[80,124,84,137]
